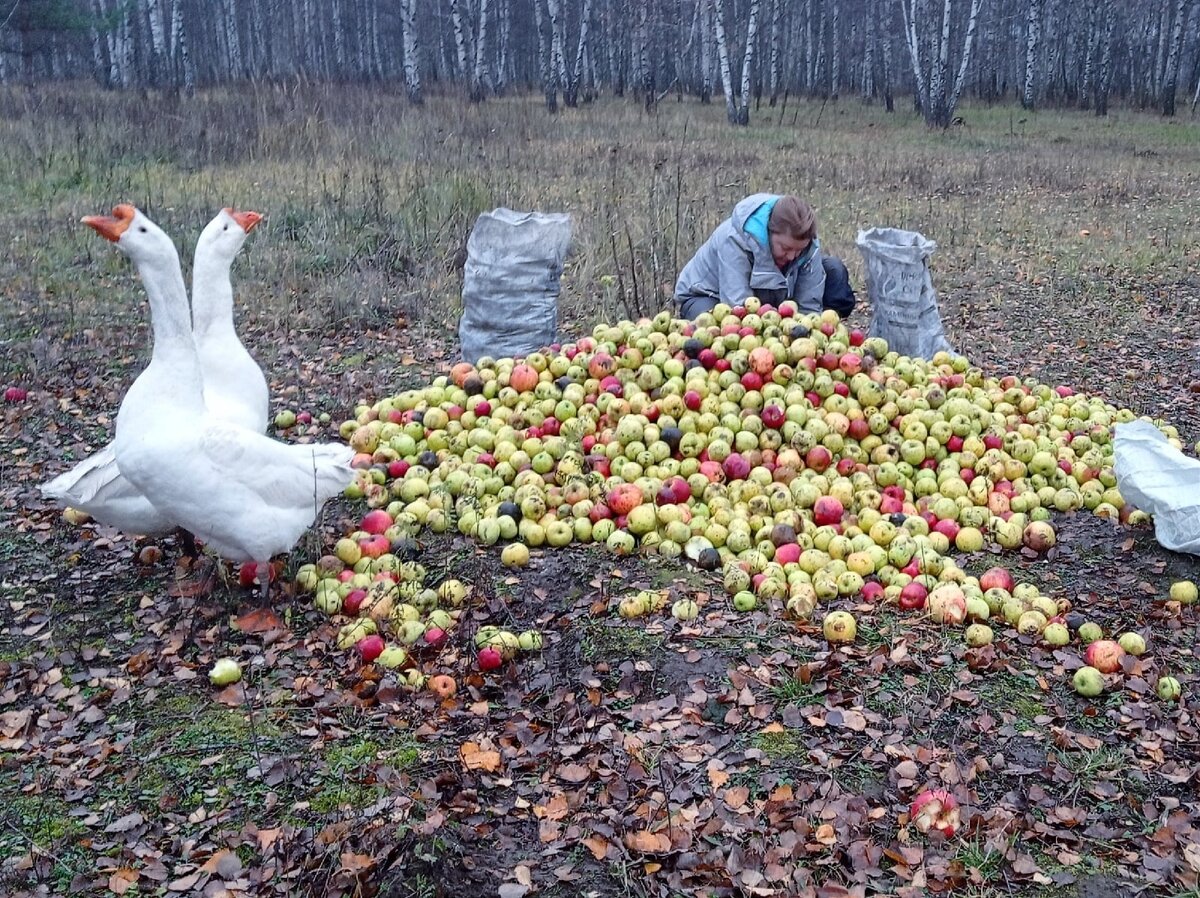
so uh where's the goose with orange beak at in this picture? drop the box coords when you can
[77,204,353,601]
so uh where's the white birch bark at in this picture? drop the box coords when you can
[899,0,929,114]
[570,0,593,106]
[472,0,491,99]
[1080,2,1097,107]
[547,0,567,97]
[947,0,982,116]
[805,0,815,92]
[928,0,951,122]
[172,0,195,90]
[451,0,470,78]
[536,0,557,109]
[861,1,876,98]
[700,0,714,102]
[1094,0,1116,115]
[830,0,841,97]
[713,0,738,122]
[331,0,345,71]
[1022,0,1042,108]
[737,0,762,123]
[401,0,423,102]
[145,0,167,82]
[768,0,782,103]
[1160,0,1189,115]
[496,0,510,92]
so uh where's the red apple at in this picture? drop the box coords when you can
[848,329,866,347]
[361,509,394,535]
[343,588,368,615]
[910,789,960,837]
[761,404,786,429]
[424,627,448,649]
[357,634,385,663]
[478,646,503,670]
[740,371,764,391]
[774,543,801,565]
[722,453,752,481]
[1084,640,1125,673]
[899,582,928,610]
[813,496,844,526]
[683,390,703,411]
[979,567,1014,592]
[4,387,28,402]
[847,418,870,441]
[805,446,833,473]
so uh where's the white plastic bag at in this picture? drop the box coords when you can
[1114,419,1200,554]
[458,208,572,364]
[855,227,955,360]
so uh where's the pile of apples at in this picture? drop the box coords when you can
[294,299,1191,677]
[294,518,546,686]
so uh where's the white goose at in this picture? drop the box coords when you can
[83,204,354,599]
[40,207,266,541]
[192,207,269,432]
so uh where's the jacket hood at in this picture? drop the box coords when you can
[730,193,780,235]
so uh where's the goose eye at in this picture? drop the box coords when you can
[138,226,148,233]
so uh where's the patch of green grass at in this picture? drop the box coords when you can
[954,836,1005,885]
[579,619,664,662]
[766,675,816,707]
[751,728,807,759]
[833,757,882,794]
[854,610,902,650]
[308,735,421,815]
[1052,744,1126,804]
[979,670,1048,729]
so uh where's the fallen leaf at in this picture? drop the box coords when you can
[558,763,591,783]
[236,606,284,634]
[108,869,138,895]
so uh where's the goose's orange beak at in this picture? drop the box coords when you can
[82,204,136,242]
[228,209,263,233]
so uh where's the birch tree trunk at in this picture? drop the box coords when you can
[713,0,739,123]
[451,0,471,79]
[881,0,894,110]
[829,0,840,97]
[736,0,762,123]
[401,0,423,102]
[1022,0,1042,108]
[1160,0,1189,115]
[495,0,510,93]
[903,0,982,127]
[861,0,876,99]
[947,0,982,115]
[536,0,557,110]
[1079,2,1098,108]
[637,0,653,110]
[700,0,714,102]
[471,0,491,100]
[330,0,345,73]
[1094,0,1116,116]
[768,0,782,104]
[547,0,567,102]
[899,0,930,115]
[928,0,952,123]
[569,0,593,106]
[144,0,167,85]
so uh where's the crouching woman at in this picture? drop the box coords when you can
[673,193,824,320]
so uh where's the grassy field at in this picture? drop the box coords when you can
[2,84,1200,897]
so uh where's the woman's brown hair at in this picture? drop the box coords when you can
[768,195,817,241]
